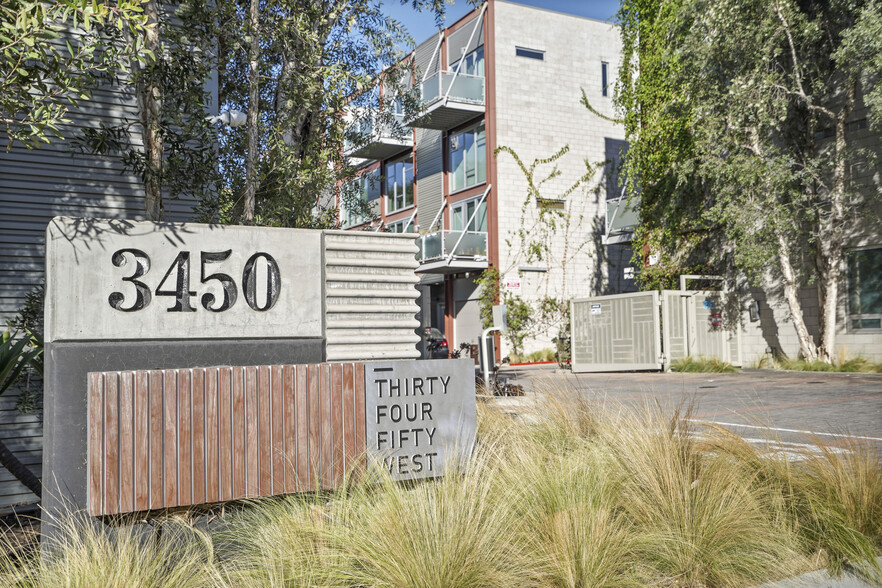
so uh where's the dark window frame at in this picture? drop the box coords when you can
[515,46,545,60]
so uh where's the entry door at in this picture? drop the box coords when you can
[570,291,662,373]
[661,290,742,367]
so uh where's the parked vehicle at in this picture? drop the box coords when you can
[422,327,449,359]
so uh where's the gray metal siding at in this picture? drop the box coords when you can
[414,33,441,80]
[447,15,484,64]
[0,59,198,510]
[415,128,444,230]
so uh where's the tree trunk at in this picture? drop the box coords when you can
[815,84,854,363]
[777,234,818,360]
[0,438,40,498]
[243,0,259,224]
[136,0,164,221]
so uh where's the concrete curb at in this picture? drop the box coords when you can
[755,557,882,587]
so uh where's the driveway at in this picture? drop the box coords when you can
[496,365,882,451]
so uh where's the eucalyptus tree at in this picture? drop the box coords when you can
[616,0,881,362]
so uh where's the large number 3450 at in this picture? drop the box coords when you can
[108,249,281,313]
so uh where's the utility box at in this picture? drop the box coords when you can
[492,304,508,332]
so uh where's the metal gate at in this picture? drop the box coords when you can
[572,290,742,373]
[571,292,663,372]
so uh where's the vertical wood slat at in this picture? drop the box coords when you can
[192,369,205,506]
[342,363,356,475]
[134,370,149,512]
[271,365,285,495]
[119,372,135,514]
[218,367,232,502]
[177,370,192,508]
[88,372,103,517]
[258,365,272,496]
[149,370,164,510]
[163,370,178,509]
[331,363,344,486]
[88,362,367,516]
[205,367,219,504]
[245,367,258,498]
[104,372,119,515]
[283,365,296,493]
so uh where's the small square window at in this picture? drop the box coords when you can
[516,46,544,60]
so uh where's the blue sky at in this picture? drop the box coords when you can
[385,0,621,47]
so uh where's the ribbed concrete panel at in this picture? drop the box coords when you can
[323,231,420,361]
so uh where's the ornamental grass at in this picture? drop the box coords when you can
[2,386,881,587]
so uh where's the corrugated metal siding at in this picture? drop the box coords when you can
[447,14,484,64]
[323,231,421,361]
[414,33,441,81]
[415,129,444,229]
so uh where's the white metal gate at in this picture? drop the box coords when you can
[572,290,742,373]
[571,292,663,372]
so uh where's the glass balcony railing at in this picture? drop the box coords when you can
[418,230,488,262]
[606,197,640,234]
[420,71,485,106]
[344,112,410,154]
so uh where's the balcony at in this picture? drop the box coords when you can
[407,71,485,131]
[416,229,488,274]
[344,113,413,161]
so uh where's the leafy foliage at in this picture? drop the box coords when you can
[0,0,150,149]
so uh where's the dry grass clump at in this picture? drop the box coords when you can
[5,385,881,587]
[670,356,738,373]
[0,513,216,588]
[763,356,882,373]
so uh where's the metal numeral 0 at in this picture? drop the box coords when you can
[108,249,152,312]
[242,252,281,311]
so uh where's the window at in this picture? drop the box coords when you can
[385,154,414,214]
[516,46,544,61]
[450,197,487,233]
[847,247,882,330]
[451,46,484,76]
[601,62,609,97]
[387,219,415,233]
[343,170,380,227]
[449,122,486,192]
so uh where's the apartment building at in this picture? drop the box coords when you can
[339,0,628,357]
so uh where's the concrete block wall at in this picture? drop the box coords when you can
[492,1,624,355]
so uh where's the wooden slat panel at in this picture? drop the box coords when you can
[320,364,333,489]
[297,365,310,492]
[271,365,285,495]
[354,363,366,472]
[232,366,245,500]
[104,372,119,515]
[218,367,232,502]
[88,372,103,517]
[342,363,355,475]
[307,364,320,491]
[192,368,206,506]
[119,371,134,513]
[149,370,163,510]
[163,371,178,509]
[134,370,150,512]
[331,363,344,486]
[245,366,258,498]
[283,364,296,493]
[86,361,370,516]
[258,365,272,496]
[205,367,219,504]
[177,370,192,507]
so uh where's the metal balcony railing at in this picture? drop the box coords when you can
[420,71,485,107]
[418,230,487,262]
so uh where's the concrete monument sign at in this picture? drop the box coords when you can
[46,217,322,341]
[43,217,424,527]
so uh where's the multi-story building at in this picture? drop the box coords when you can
[339,0,628,357]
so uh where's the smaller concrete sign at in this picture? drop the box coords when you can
[364,359,476,481]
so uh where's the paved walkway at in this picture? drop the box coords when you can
[495,366,882,451]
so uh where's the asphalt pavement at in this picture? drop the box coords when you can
[494,365,882,452]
